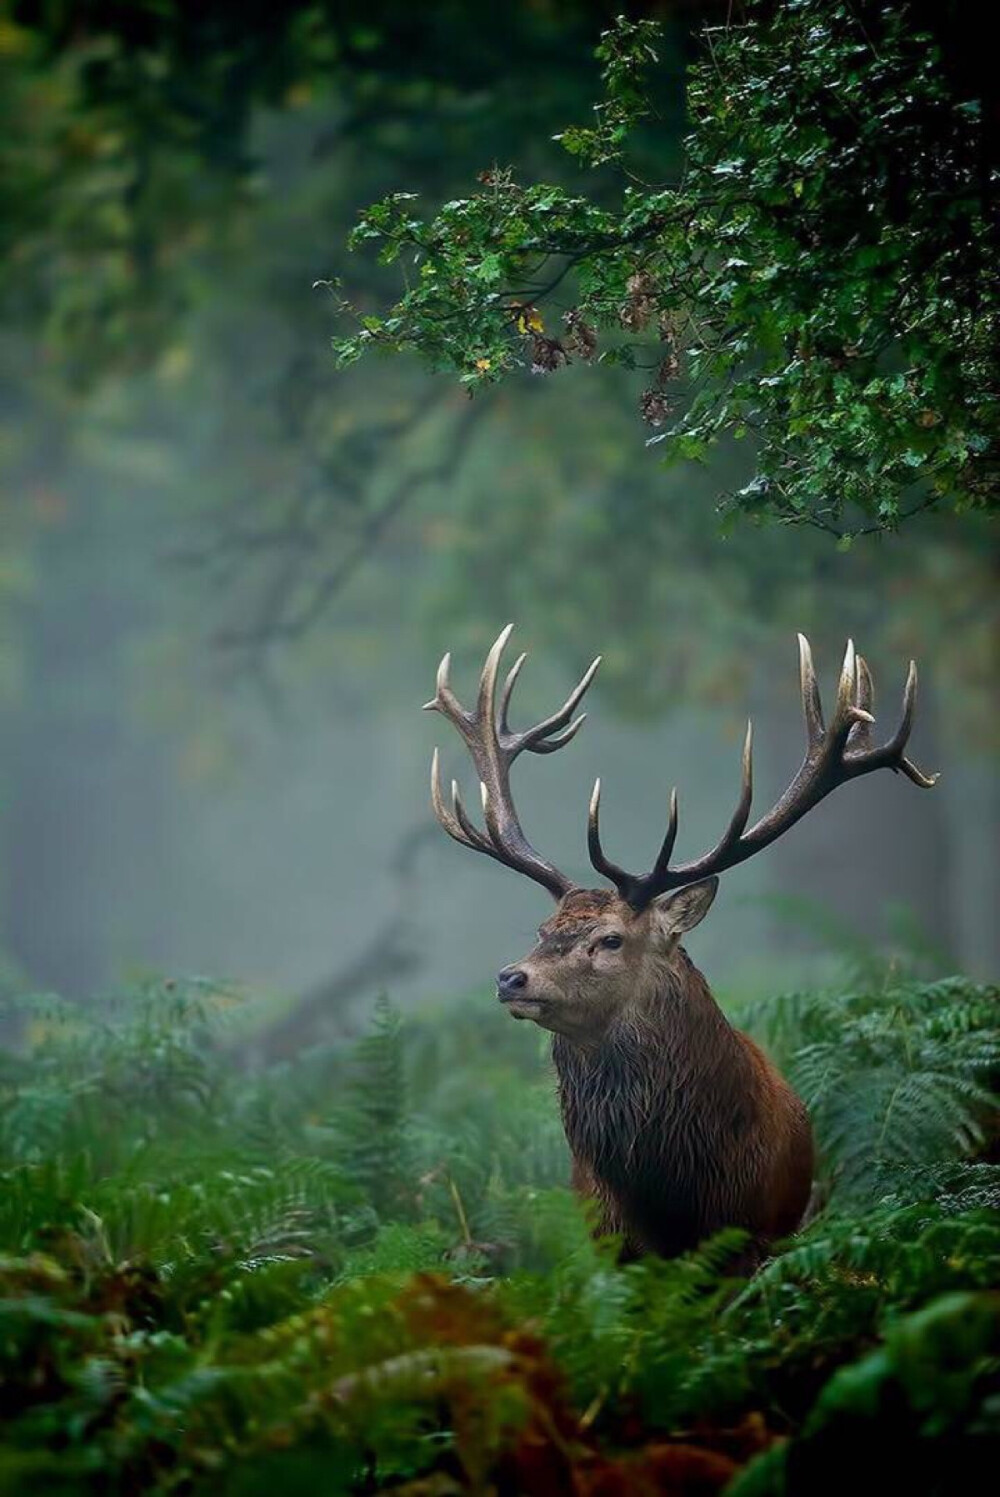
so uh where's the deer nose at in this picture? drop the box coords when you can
[497,966,529,1000]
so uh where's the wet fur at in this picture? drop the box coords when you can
[553,948,812,1260]
[522,890,813,1263]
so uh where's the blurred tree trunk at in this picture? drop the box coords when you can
[935,733,1000,977]
[0,482,154,996]
[243,823,435,1063]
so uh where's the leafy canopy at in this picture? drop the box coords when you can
[335,3,997,540]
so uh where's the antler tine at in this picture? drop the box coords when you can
[898,755,939,789]
[695,716,755,859]
[587,778,634,891]
[832,638,856,734]
[855,653,874,715]
[423,650,465,721]
[647,785,680,886]
[499,652,527,736]
[798,633,825,748]
[898,757,939,789]
[881,660,939,788]
[832,637,877,739]
[523,655,602,752]
[451,777,494,853]
[531,713,588,754]
[430,748,486,852]
[716,719,755,849]
[829,637,875,738]
[846,654,876,753]
[476,622,514,739]
[883,658,917,759]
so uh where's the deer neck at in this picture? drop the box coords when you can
[551,946,754,1182]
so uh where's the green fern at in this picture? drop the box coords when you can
[336,994,414,1221]
[1,969,998,1492]
[742,975,999,1200]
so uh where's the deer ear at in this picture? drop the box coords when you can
[651,876,719,939]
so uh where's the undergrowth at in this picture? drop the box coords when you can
[0,963,997,1494]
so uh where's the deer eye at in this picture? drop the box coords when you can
[599,933,623,950]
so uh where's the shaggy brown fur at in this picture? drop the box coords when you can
[500,882,813,1263]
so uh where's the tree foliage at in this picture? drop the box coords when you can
[0,0,609,382]
[336,3,997,539]
[1,1,996,715]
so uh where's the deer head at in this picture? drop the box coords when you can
[424,626,937,1041]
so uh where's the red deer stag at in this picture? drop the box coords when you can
[424,627,937,1263]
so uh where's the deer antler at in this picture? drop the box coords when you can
[588,635,939,910]
[424,624,601,899]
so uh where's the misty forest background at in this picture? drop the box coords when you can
[0,2,997,1494]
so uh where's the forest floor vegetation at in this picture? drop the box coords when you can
[0,946,997,1493]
